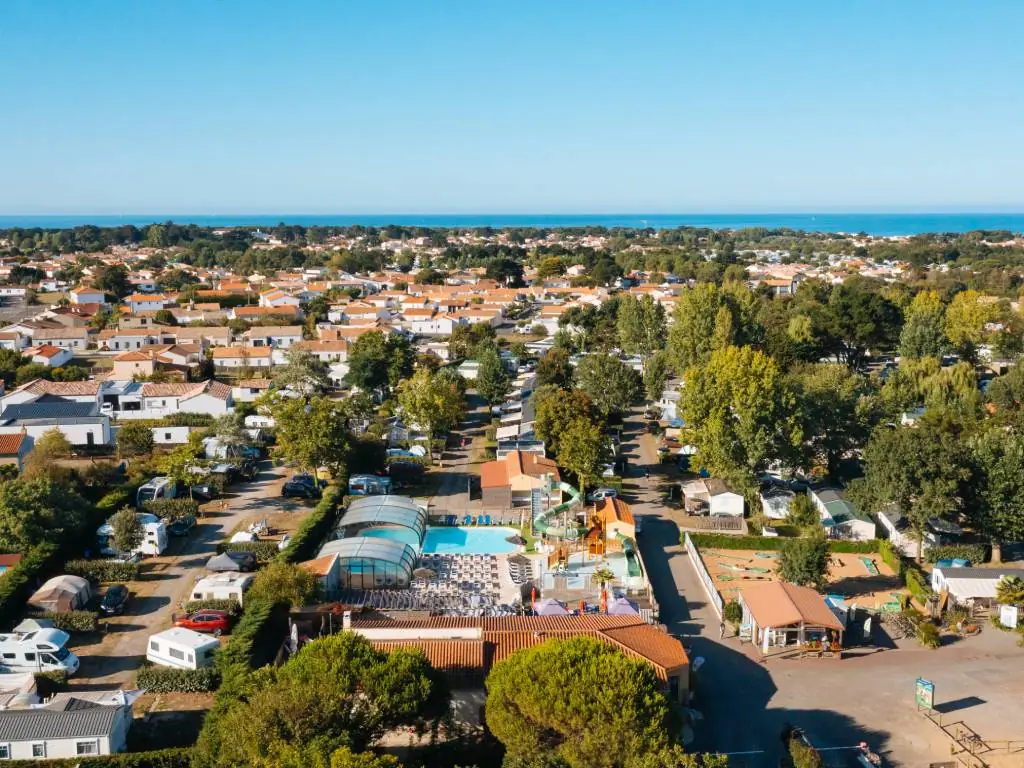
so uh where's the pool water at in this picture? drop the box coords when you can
[422,526,518,555]
[359,527,422,550]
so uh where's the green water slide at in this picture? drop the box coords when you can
[533,481,586,538]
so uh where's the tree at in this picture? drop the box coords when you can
[449,322,497,360]
[778,535,830,590]
[272,396,351,480]
[536,256,564,279]
[117,421,154,458]
[485,256,524,287]
[160,434,207,500]
[995,575,1024,607]
[0,348,24,387]
[945,289,996,363]
[643,350,671,401]
[533,386,600,459]
[94,265,130,299]
[790,363,868,476]
[574,354,641,417]
[345,331,414,395]
[23,428,73,479]
[397,368,465,459]
[557,418,611,499]
[211,413,249,456]
[201,633,447,768]
[535,346,573,389]
[666,284,731,373]
[273,347,330,396]
[485,636,681,768]
[475,342,509,405]
[822,280,901,369]
[899,290,945,360]
[0,477,86,551]
[110,505,143,555]
[154,308,179,326]
[246,560,320,608]
[681,346,800,483]
[617,294,667,370]
[989,360,1024,415]
[15,362,52,385]
[965,428,1024,558]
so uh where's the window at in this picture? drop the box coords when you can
[149,641,159,652]
[0,744,9,759]
[168,647,186,661]
[32,744,45,758]
[24,653,35,662]
[76,741,98,756]
[1,653,13,660]
[165,433,172,440]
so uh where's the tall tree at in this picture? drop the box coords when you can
[536,346,573,389]
[475,342,509,405]
[574,353,641,417]
[533,386,600,458]
[966,428,1024,561]
[898,290,946,360]
[116,421,154,458]
[110,505,144,555]
[246,560,320,608]
[272,396,351,481]
[778,535,831,590]
[345,331,414,395]
[397,368,465,460]
[0,477,86,551]
[823,280,901,369]
[790,363,868,477]
[272,347,331,395]
[617,294,667,370]
[666,284,729,373]
[945,289,996,363]
[556,418,611,498]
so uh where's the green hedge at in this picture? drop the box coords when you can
[97,487,133,512]
[214,598,277,672]
[0,543,58,630]
[65,558,141,583]
[144,498,200,521]
[905,566,934,602]
[2,747,191,768]
[280,485,342,563]
[878,539,904,576]
[924,544,988,565]
[182,599,241,615]
[35,610,99,633]
[686,532,880,554]
[136,665,220,693]
[218,540,280,562]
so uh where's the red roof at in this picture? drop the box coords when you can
[0,433,28,456]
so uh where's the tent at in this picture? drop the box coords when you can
[535,598,569,616]
[206,553,243,572]
[28,575,92,612]
[607,597,640,616]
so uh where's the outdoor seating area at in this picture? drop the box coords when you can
[412,553,502,597]
[508,554,537,585]
[333,588,520,616]
[436,514,522,526]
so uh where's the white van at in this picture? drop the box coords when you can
[136,477,178,508]
[146,627,220,670]
[0,629,80,675]
[97,513,168,556]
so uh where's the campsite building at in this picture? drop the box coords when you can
[738,581,845,655]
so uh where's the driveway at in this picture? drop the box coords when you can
[618,409,1024,767]
[71,460,306,688]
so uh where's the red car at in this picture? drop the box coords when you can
[174,609,231,635]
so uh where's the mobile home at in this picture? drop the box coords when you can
[97,513,168,556]
[190,573,254,606]
[136,476,178,508]
[0,628,80,675]
[348,474,393,496]
[146,627,220,670]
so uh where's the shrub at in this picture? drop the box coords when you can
[0,543,58,630]
[916,620,941,649]
[136,665,220,693]
[214,598,277,672]
[34,669,69,695]
[905,565,934,602]
[97,487,133,512]
[144,498,200,522]
[924,544,987,565]
[65,558,141,583]
[218,540,280,562]
[723,600,742,625]
[789,738,825,768]
[878,538,904,576]
[182,599,241,616]
[35,611,99,633]
[686,532,880,554]
[281,485,342,563]
[1,747,192,768]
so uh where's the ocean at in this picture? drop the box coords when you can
[1,213,1023,237]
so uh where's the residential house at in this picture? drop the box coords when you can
[171,326,232,347]
[596,497,636,541]
[295,339,349,364]
[0,432,33,471]
[212,346,273,370]
[230,305,301,323]
[931,566,1024,608]
[231,378,271,403]
[258,289,301,309]
[0,402,111,447]
[137,381,233,419]
[23,344,74,368]
[0,380,102,414]
[109,349,187,381]
[877,508,963,558]
[69,286,107,305]
[0,690,135,759]
[480,450,560,508]
[342,301,390,324]
[30,326,89,351]
[0,332,26,351]
[97,328,168,352]
[682,478,744,516]
[808,488,876,541]
[243,326,303,349]
[124,293,171,313]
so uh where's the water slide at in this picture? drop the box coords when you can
[533,482,585,538]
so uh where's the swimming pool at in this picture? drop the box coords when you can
[422,526,518,555]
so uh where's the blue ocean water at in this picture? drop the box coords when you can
[1,213,1023,237]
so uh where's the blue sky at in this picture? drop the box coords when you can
[2,1,1023,214]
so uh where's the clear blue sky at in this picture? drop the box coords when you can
[3,0,1023,214]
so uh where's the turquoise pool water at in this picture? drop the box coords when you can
[359,527,421,550]
[356,526,519,554]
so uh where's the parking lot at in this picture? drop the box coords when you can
[68,460,317,690]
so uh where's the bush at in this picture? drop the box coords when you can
[214,598,277,672]
[925,544,988,565]
[0,543,58,630]
[182,599,241,616]
[65,558,141,583]
[35,611,99,633]
[1,747,192,768]
[34,669,69,695]
[280,486,342,563]
[916,620,941,649]
[789,738,825,768]
[136,665,220,693]
[97,487,133,512]
[723,600,742,625]
[219,540,280,562]
[144,498,200,522]
[878,538,904,576]
[905,565,934,602]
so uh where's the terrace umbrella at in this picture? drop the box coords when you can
[536,597,570,616]
[412,567,437,580]
[607,597,639,616]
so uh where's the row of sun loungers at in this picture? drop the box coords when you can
[436,514,517,526]
[335,589,519,615]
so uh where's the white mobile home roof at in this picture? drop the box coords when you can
[149,627,221,650]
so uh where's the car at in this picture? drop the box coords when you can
[190,483,219,501]
[282,481,320,499]
[174,609,231,636]
[239,458,259,480]
[168,515,197,537]
[109,552,142,565]
[291,473,328,489]
[225,551,257,571]
[100,584,130,615]
[586,488,619,502]
[209,463,239,484]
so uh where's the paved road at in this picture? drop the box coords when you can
[71,460,297,688]
[617,409,1024,767]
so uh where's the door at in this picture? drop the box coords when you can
[86,432,95,446]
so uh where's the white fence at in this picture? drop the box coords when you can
[683,532,723,617]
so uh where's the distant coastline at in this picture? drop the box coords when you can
[2,212,1024,237]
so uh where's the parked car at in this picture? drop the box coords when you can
[586,488,619,502]
[291,473,328,489]
[190,483,219,502]
[282,481,321,499]
[225,551,257,571]
[110,552,142,565]
[174,609,231,636]
[239,458,259,480]
[209,463,239,485]
[100,584,130,615]
[168,515,197,537]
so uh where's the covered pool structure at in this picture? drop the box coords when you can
[332,495,429,548]
[318,537,419,590]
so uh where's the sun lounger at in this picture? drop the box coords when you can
[464,515,471,525]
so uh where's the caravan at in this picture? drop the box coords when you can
[0,629,80,675]
[136,477,178,508]
[146,627,220,670]
[97,513,168,557]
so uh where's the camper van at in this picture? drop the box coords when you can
[97,513,168,557]
[0,629,80,675]
[147,627,220,670]
[136,476,178,508]
[348,474,393,496]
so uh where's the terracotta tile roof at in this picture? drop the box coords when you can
[126,293,169,302]
[296,340,350,353]
[298,553,338,577]
[140,380,232,400]
[27,345,66,360]
[739,582,844,631]
[32,327,88,339]
[0,433,28,456]
[243,326,302,337]
[23,380,101,396]
[598,497,635,526]
[371,640,486,675]
[234,306,299,317]
[212,346,273,359]
[235,378,271,389]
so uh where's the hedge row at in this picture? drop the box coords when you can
[686,532,881,554]
[2,747,191,768]
[97,487,133,512]
[924,544,988,565]
[35,610,99,633]
[218,540,280,562]
[65,558,141,583]
[0,543,58,630]
[280,485,342,563]
[878,539,935,603]
[136,665,220,693]
[182,599,241,616]
[214,598,277,672]
[144,498,200,522]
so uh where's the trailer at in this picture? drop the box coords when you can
[146,627,220,670]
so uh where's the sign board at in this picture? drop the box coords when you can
[1000,604,1019,629]
[915,677,935,710]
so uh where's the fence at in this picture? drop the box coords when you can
[684,532,723,617]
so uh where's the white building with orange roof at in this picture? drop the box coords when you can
[258,288,301,309]
[125,293,171,313]
[211,346,273,371]
[23,344,74,368]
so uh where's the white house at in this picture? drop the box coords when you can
[136,381,233,419]
[258,289,301,308]
[231,378,272,403]
[124,293,171,313]
[69,286,106,305]
[932,566,1024,608]
[150,425,191,445]
[190,573,254,606]
[243,325,303,349]
[0,690,136,760]
[96,328,167,351]
[96,513,167,556]
[706,479,744,517]
[31,326,89,351]
[295,339,349,364]
[212,346,274,370]
[0,379,101,414]
[23,344,74,368]
[808,488,876,541]
[0,401,111,447]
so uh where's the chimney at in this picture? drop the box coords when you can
[342,610,352,630]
